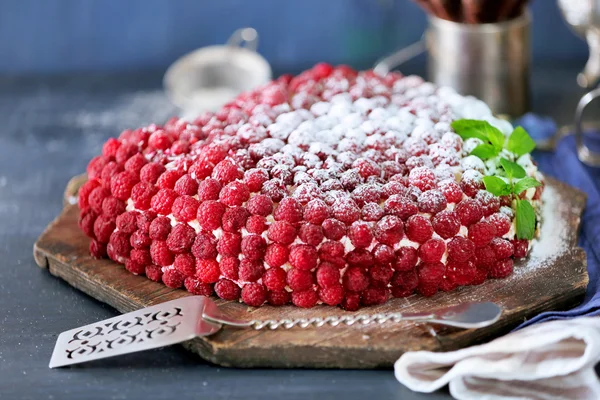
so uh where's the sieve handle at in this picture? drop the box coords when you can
[226,27,259,52]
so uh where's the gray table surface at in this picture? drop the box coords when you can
[0,61,594,400]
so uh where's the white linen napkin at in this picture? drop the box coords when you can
[395,317,600,400]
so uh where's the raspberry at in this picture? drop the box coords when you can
[261,179,287,202]
[316,263,341,288]
[384,195,419,220]
[195,259,220,283]
[148,129,173,150]
[219,256,239,280]
[221,206,249,232]
[319,220,346,243]
[468,221,497,247]
[319,285,344,306]
[341,292,361,311]
[417,262,445,285]
[460,170,485,198]
[487,212,512,236]
[267,290,290,306]
[417,190,447,214]
[79,209,97,238]
[512,239,529,258]
[145,265,163,282]
[89,187,111,214]
[149,216,171,240]
[438,180,463,203]
[332,198,361,224]
[140,163,166,184]
[130,181,158,210]
[93,215,116,243]
[265,243,289,267]
[361,287,389,306]
[370,264,394,286]
[418,239,446,263]
[351,184,381,207]
[171,195,199,222]
[274,197,303,223]
[89,240,107,259]
[239,259,264,282]
[162,268,184,288]
[115,143,138,164]
[191,231,217,259]
[405,215,433,243]
[214,279,240,300]
[391,269,419,294]
[246,194,273,216]
[111,171,138,201]
[197,200,225,231]
[373,215,404,245]
[87,156,109,180]
[289,244,318,270]
[102,138,121,158]
[116,212,138,235]
[319,241,345,266]
[124,153,147,176]
[216,232,243,259]
[219,181,250,207]
[263,267,287,291]
[246,215,267,233]
[241,234,266,260]
[79,179,101,210]
[166,223,196,253]
[439,277,458,292]
[102,196,126,220]
[185,278,214,296]
[455,199,484,226]
[409,166,437,191]
[447,236,475,262]
[343,266,369,292]
[489,258,514,278]
[446,259,476,285]
[304,199,330,224]
[346,249,374,267]
[135,211,156,234]
[361,202,385,222]
[298,223,325,246]
[150,240,174,266]
[212,160,243,184]
[475,190,501,216]
[130,230,151,249]
[373,244,395,264]
[197,178,222,201]
[190,159,214,180]
[267,220,297,244]
[101,161,123,188]
[241,283,267,307]
[244,168,269,192]
[150,189,178,215]
[157,170,183,190]
[125,259,146,275]
[173,174,198,196]
[432,210,460,239]
[287,268,314,291]
[291,290,318,308]
[173,253,196,277]
[394,246,418,271]
[347,221,373,248]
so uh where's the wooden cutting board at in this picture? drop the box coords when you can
[34,175,588,369]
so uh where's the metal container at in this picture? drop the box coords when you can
[426,13,531,118]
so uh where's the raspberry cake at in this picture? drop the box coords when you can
[78,63,543,310]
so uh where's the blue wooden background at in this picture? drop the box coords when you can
[0,0,588,74]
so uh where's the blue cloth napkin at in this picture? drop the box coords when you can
[515,114,600,328]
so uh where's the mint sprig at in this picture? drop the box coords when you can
[513,177,542,195]
[507,126,536,156]
[451,120,504,159]
[499,158,526,179]
[515,199,536,240]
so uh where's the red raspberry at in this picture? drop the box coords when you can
[148,129,173,150]
[370,264,394,287]
[417,190,447,214]
[298,223,325,247]
[197,200,225,231]
[216,232,242,257]
[149,216,171,240]
[267,290,290,306]
[265,243,289,268]
[214,279,240,300]
[130,181,158,210]
[102,138,121,158]
[384,195,418,220]
[343,266,369,292]
[185,278,214,296]
[111,171,138,201]
[166,223,196,253]
[468,221,497,248]
[447,236,475,262]
[409,166,437,191]
[432,210,460,239]
[446,259,476,285]
[373,243,395,264]
[162,268,184,288]
[221,207,249,232]
[145,264,163,282]
[316,263,341,288]
[394,246,418,271]
[346,221,372,248]
[341,292,361,311]
[287,268,314,291]
[267,220,297,244]
[391,269,419,296]
[418,238,446,263]
[124,153,147,176]
[115,142,138,164]
[246,215,267,234]
[93,214,116,243]
[171,140,190,155]
[197,178,222,201]
[438,180,463,204]
[125,260,146,275]
[157,170,183,190]
[140,163,166,184]
[136,211,156,233]
[417,262,445,285]
[79,209,97,238]
[89,187,111,214]
[475,190,501,216]
[89,240,107,258]
[151,188,178,215]
[190,159,214,180]
[240,234,266,260]
[191,231,217,259]
[373,215,404,245]
[289,244,318,270]
[512,239,529,258]
[130,230,151,249]
[474,245,496,268]
[116,211,138,234]
[313,62,334,78]
[318,241,345,266]
[173,174,198,196]
[319,285,344,306]
[351,184,382,207]
[322,218,346,240]
[460,170,485,197]
[87,156,109,180]
[261,179,288,202]
[239,259,264,282]
[246,194,273,216]
[470,266,488,285]
[489,258,514,278]
[304,199,330,224]
[244,168,269,192]
[212,160,243,184]
[361,202,385,222]
[487,212,512,236]
[219,181,250,207]
[102,196,126,220]
[172,195,199,222]
[274,197,303,223]
[455,199,484,226]
[196,259,220,283]
[219,256,239,280]
[439,276,458,292]
[79,179,100,210]
[101,161,123,188]
[361,287,389,306]
[332,198,361,224]
[150,240,174,266]
[263,267,287,291]
[174,253,196,277]
[352,158,381,178]
[346,249,374,268]
[242,283,267,307]
[291,290,318,308]
[405,215,433,243]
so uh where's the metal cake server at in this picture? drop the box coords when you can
[49,297,501,368]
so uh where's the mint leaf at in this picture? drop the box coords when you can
[507,126,536,156]
[484,124,505,152]
[451,120,490,142]
[513,177,542,195]
[515,199,536,240]
[500,158,526,179]
[483,176,512,196]
[470,144,499,160]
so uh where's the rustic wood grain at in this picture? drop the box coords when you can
[33,176,588,369]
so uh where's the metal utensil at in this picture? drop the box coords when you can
[49,297,502,368]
